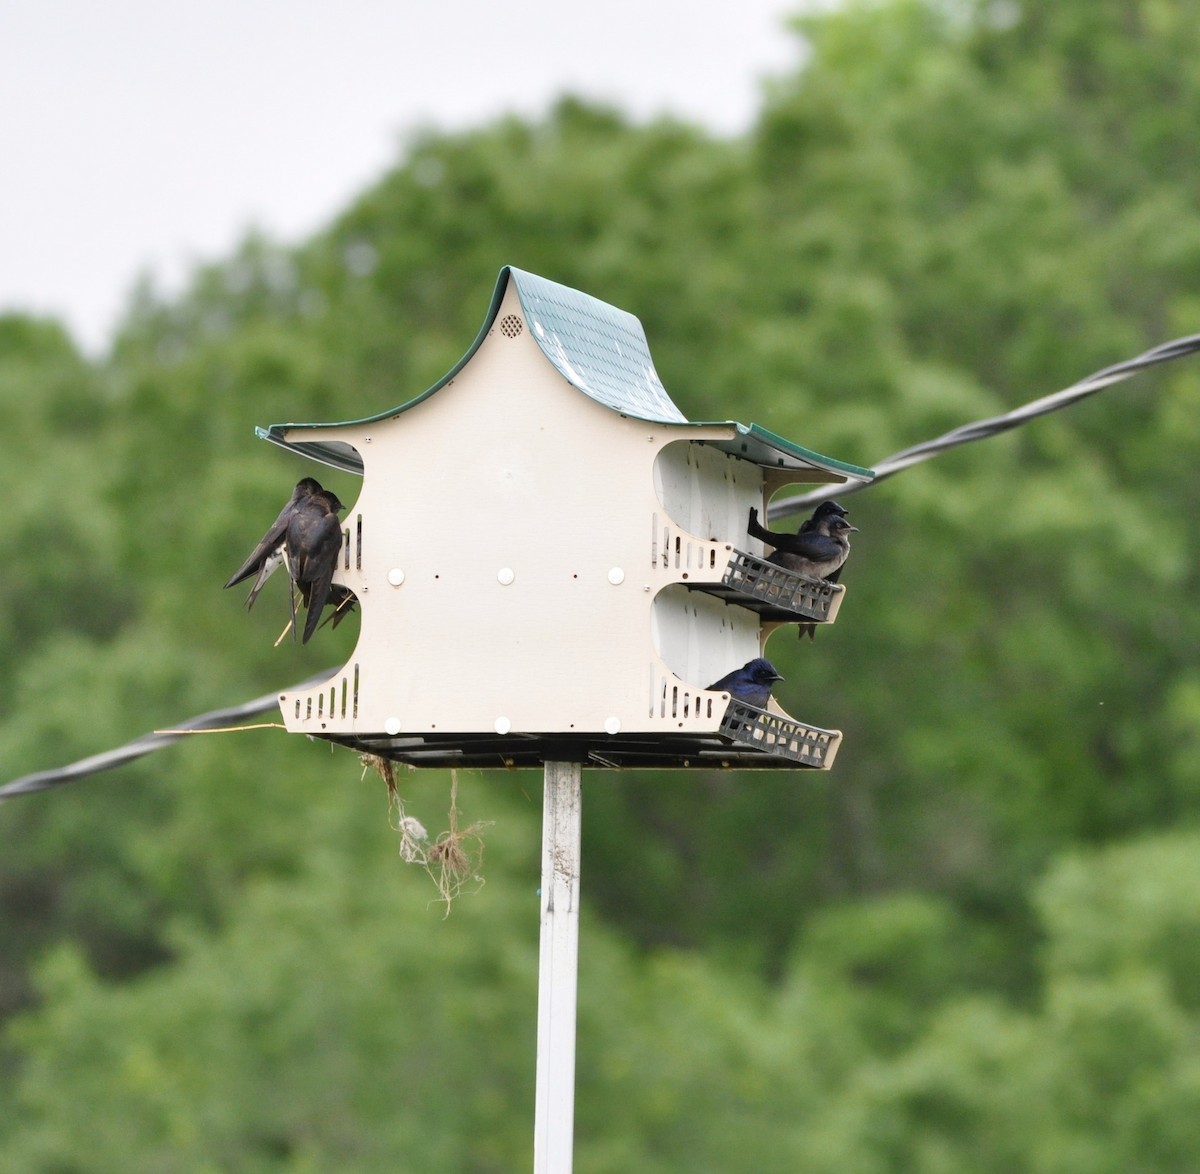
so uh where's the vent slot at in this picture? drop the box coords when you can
[287,664,359,725]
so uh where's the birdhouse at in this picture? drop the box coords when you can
[256,267,873,769]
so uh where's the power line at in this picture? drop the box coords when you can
[0,671,335,801]
[768,332,1200,520]
[5,331,1200,800]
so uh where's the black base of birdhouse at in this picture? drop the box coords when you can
[315,717,840,771]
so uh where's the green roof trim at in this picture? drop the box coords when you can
[700,422,874,481]
[255,266,874,485]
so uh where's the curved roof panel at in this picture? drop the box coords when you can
[255,265,873,486]
[508,267,687,424]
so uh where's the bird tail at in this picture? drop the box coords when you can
[301,575,331,645]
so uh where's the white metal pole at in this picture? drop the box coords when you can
[534,759,582,1174]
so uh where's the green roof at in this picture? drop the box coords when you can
[256,265,874,485]
[508,267,688,423]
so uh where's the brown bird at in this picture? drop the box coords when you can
[224,477,323,607]
[286,487,345,644]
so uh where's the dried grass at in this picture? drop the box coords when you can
[360,756,491,915]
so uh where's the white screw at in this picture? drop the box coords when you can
[608,567,625,585]
[495,717,512,734]
[498,567,516,585]
[387,568,405,586]
[384,717,401,736]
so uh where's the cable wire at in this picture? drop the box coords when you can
[0,670,336,801]
[5,331,1200,799]
[768,331,1200,520]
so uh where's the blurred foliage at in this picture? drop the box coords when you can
[4,0,1200,1166]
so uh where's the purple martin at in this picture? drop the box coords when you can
[286,487,346,644]
[706,657,784,709]
[224,477,323,607]
[749,502,858,639]
[796,500,849,583]
[748,502,855,578]
[318,583,358,632]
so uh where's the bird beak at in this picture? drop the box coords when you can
[847,524,860,533]
[772,671,785,682]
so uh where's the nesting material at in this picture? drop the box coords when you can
[425,772,493,917]
[359,756,491,914]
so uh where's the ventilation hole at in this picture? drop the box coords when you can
[353,663,360,719]
[499,314,524,338]
[356,514,363,570]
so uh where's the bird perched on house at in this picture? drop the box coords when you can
[320,583,358,631]
[748,501,858,640]
[706,657,784,709]
[224,477,323,607]
[794,499,850,583]
[286,485,346,644]
[747,502,857,580]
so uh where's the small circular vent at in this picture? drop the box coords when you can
[499,314,524,338]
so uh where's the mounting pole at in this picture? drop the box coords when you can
[534,760,582,1174]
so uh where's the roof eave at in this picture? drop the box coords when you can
[696,422,874,483]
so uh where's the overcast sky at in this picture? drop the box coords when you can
[1,0,802,354]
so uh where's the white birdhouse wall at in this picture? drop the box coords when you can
[276,282,772,740]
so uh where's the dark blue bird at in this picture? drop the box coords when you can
[797,501,849,579]
[706,657,784,709]
[747,503,857,580]
[749,502,858,640]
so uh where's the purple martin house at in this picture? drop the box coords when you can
[257,267,873,769]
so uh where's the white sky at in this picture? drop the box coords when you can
[1,0,802,355]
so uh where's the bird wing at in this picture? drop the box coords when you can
[292,513,344,644]
[764,530,842,561]
[706,670,737,692]
[242,548,284,610]
[223,505,295,589]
